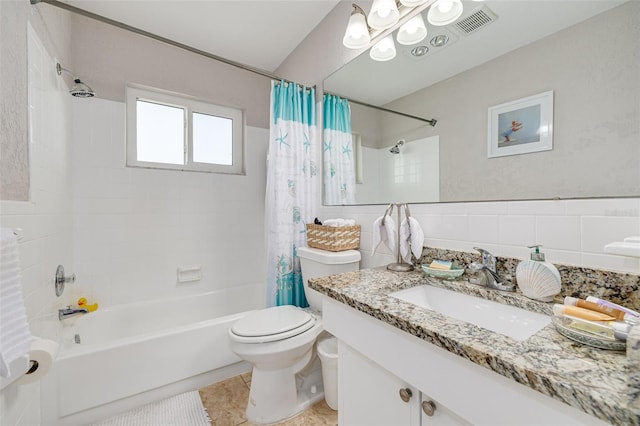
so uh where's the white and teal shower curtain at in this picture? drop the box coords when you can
[323,93,356,205]
[266,81,317,307]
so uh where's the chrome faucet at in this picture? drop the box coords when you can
[468,247,515,292]
[58,306,88,320]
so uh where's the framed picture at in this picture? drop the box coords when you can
[487,90,553,158]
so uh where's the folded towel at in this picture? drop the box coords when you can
[0,229,31,378]
[323,218,356,227]
[372,215,397,256]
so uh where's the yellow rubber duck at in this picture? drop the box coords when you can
[77,297,99,312]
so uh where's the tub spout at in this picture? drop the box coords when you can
[58,306,88,320]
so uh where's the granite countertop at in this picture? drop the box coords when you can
[309,267,639,426]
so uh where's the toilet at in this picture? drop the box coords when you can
[228,247,360,424]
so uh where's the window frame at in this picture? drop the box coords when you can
[126,85,245,174]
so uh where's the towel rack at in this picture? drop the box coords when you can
[385,203,414,273]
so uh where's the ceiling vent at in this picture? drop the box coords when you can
[454,5,498,36]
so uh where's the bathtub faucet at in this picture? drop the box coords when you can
[58,306,88,320]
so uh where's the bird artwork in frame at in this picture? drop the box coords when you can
[487,90,554,158]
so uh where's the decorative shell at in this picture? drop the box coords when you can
[515,261,561,302]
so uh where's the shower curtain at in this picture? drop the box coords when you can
[323,93,356,205]
[266,80,317,307]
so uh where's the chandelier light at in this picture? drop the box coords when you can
[427,0,463,26]
[369,34,397,61]
[342,4,371,49]
[342,0,462,61]
[367,0,400,30]
[396,14,427,45]
[342,0,463,61]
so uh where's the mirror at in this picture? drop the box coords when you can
[323,1,639,205]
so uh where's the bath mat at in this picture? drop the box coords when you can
[90,391,211,426]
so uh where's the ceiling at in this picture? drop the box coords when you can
[324,0,626,105]
[63,0,341,72]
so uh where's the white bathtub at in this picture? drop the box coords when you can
[41,288,259,425]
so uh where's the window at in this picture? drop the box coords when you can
[126,85,244,174]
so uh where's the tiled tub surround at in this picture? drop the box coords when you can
[309,268,640,425]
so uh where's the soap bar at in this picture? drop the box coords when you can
[429,260,452,270]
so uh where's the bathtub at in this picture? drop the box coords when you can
[41,288,259,425]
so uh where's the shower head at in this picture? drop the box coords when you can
[56,63,95,98]
[69,79,95,98]
[389,139,404,154]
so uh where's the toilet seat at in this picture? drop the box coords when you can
[230,305,315,343]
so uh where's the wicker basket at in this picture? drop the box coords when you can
[306,224,361,252]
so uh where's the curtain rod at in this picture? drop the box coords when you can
[325,91,437,127]
[30,0,309,88]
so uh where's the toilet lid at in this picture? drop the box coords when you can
[230,305,315,342]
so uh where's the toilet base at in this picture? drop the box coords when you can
[246,356,324,425]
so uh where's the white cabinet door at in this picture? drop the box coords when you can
[420,396,472,426]
[339,341,420,426]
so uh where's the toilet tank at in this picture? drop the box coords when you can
[297,247,361,312]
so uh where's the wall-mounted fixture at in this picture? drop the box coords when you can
[389,139,405,154]
[343,0,466,62]
[54,265,76,297]
[56,63,95,98]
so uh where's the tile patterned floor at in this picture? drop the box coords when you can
[198,372,338,426]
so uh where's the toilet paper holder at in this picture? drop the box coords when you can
[3,338,60,388]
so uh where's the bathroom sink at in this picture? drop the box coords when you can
[390,285,550,341]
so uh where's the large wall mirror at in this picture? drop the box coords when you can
[322,0,639,205]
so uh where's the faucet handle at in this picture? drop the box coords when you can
[473,247,495,266]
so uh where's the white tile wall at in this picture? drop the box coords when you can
[69,98,268,307]
[319,198,640,274]
[0,26,72,426]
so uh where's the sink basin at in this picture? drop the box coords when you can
[390,285,550,341]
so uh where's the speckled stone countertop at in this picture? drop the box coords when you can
[309,268,640,426]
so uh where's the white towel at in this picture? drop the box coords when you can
[323,218,356,227]
[0,229,31,378]
[372,215,397,256]
[399,219,411,264]
[399,218,425,264]
[408,217,425,259]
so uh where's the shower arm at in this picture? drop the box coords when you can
[56,63,76,80]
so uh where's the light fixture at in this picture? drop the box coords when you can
[56,63,95,98]
[410,45,429,57]
[342,4,371,49]
[342,0,463,63]
[396,14,427,45]
[430,34,449,47]
[367,0,400,30]
[427,0,463,26]
[399,0,428,6]
[369,35,396,61]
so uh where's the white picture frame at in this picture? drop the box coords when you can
[487,90,554,158]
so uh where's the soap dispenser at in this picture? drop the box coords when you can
[515,245,561,302]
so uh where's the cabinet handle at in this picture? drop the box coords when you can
[422,400,437,417]
[399,387,413,402]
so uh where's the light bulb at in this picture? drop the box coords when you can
[368,0,400,30]
[397,14,427,45]
[343,10,371,49]
[427,0,463,26]
[438,0,453,13]
[370,35,396,61]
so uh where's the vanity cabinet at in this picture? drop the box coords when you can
[323,297,609,426]
[339,341,470,426]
